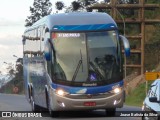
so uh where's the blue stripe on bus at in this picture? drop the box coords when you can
[51,80,123,94]
[52,23,117,31]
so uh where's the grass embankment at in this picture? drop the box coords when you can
[125,81,153,107]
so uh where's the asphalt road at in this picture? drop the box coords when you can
[0,94,142,120]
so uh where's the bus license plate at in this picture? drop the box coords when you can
[84,102,96,106]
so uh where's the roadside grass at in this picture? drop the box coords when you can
[125,81,153,107]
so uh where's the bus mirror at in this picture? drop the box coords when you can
[44,39,51,61]
[119,35,130,57]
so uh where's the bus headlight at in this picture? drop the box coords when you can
[111,87,121,94]
[114,88,121,93]
[56,89,68,96]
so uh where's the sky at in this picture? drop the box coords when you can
[0,0,73,75]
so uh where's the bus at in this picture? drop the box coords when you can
[22,12,130,117]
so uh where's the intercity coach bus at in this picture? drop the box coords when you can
[22,12,130,117]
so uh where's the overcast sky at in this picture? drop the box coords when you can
[0,0,73,74]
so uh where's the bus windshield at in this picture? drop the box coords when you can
[52,31,122,86]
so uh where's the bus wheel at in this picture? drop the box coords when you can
[28,87,31,103]
[105,108,116,116]
[30,96,39,112]
[49,109,59,118]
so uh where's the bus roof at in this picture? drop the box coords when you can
[25,12,117,32]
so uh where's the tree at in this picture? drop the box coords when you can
[0,58,24,93]
[25,0,52,27]
[55,0,98,12]
[72,1,81,11]
[55,1,65,10]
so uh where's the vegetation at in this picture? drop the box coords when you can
[55,0,143,13]
[55,0,98,12]
[125,81,153,107]
[125,82,146,106]
[0,58,23,94]
[55,1,65,11]
[25,0,52,27]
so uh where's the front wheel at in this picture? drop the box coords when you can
[49,110,59,118]
[105,108,116,116]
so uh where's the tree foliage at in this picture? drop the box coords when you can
[55,1,65,10]
[25,0,52,27]
[55,0,99,12]
[55,0,137,12]
[0,58,23,94]
[72,1,81,11]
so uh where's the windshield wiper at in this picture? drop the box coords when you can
[80,49,83,72]
[72,49,83,82]
[72,60,82,82]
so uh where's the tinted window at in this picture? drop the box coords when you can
[53,33,88,82]
[52,31,122,86]
[87,31,122,83]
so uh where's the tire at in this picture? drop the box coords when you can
[28,86,31,103]
[105,108,116,116]
[49,109,59,118]
[141,116,147,120]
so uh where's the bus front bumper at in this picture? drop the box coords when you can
[50,90,124,111]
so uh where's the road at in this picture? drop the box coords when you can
[0,94,142,120]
